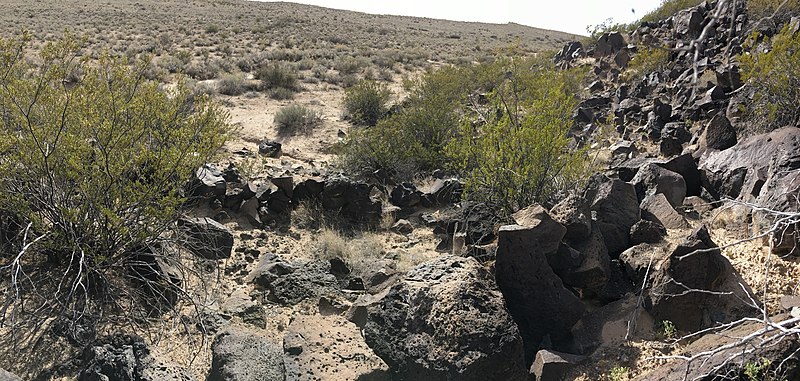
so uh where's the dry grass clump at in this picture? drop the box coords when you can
[314,228,385,273]
[274,104,323,135]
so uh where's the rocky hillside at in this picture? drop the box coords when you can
[1,0,800,381]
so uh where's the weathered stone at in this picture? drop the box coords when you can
[641,193,690,229]
[550,195,593,241]
[634,316,800,380]
[562,223,610,297]
[646,226,757,332]
[630,219,667,245]
[511,204,567,255]
[631,163,687,208]
[321,177,382,222]
[127,244,182,315]
[496,225,585,363]
[284,315,390,381]
[701,113,737,151]
[658,153,702,197]
[390,182,422,208]
[674,8,704,37]
[78,334,196,381]
[364,255,527,380]
[619,243,669,287]
[594,32,626,57]
[189,164,226,199]
[258,140,282,157]
[584,174,640,254]
[208,328,285,381]
[178,217,233,260]
[0,369,21,381]
[530,350,586,381]
[572,295,656,354]
[390,219,414,235]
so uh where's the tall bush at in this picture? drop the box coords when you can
[447,58,591,214]
[0,33,228,327]
[342,80,392,126]
[741,24,800,132]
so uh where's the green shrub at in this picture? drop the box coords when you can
[216,73,247,95]
[268,86,295,100]
[622,46,671,82]
[741,24,800,132]
[339,56,591,214]
[342,80,392,126]
[256,62,298,91]
[0,33,228,325]
[639,0,703,24]
[447,58,591,214]
[274,104,322,135]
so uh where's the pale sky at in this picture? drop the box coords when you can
[256,0,665,35]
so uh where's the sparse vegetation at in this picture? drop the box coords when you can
[639,0,703,24]
[622,46,671,82]
[741,23,800,132]
[608,366,630,381]
[746,0,800,21]
[274,104,323,135]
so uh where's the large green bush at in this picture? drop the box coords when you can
[448,58,591,214]
[741,23,800,132]
[340,56,591,215]
[0,33,228,325]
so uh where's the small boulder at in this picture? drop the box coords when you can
[363,255,528,380]
[511,204,567,255]
[641,193,690,229]
[631,163,687,209]
[550,195,593,241]
[630,219,667,245]
[178,217,234,260]
[700,113,737,151]
[390,219,414,235]
[530,350,586,381]
[646,226,757,332]
[584,174,640,254]
[208,328,285,381]
[0,369,21,381]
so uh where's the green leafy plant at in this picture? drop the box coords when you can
[342,80,392,126]
[741,23,800,132]
[448,57,591,215]
[274,104,322,135]
[746,0,800,22]
[0,32,228,330]
[659,320,677,340]
[608,366,629,381]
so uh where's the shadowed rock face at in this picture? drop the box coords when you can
[495,224,584,365]
[584,174,640,255]
[363,255,527,381]
[645,225,758,332]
